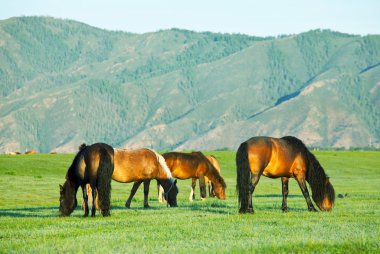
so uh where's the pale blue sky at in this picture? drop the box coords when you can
[1,0,379,36]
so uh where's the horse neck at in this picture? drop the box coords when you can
[158,178,174,192]
[203,162,223,187]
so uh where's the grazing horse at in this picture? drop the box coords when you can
[125,151,226,208]
[85,147,179,209]
[236,136,335,213]
[59,143,114,217]
[164,151,226,199]
[112,148,179,207]
[190,155,222,201]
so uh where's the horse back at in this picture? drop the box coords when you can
[206,155,221,173]
[246,137,306,178]
[163,152,206,179]
[112,148,158,182]
[69,143,114,184]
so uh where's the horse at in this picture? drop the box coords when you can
[236,136,335,213]
[83,147,179,209]
[189,155,222,201]
[164,151,226,199]
[59,143,114,217]
[87,147,178,209]
[125,151,226,208]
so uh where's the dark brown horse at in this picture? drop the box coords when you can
[125,151,226,208]
[59,143,114,217]
[236,136,335,213]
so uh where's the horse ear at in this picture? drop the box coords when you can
[59,184,63,191]
[174,179,177,185]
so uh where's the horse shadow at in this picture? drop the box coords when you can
[0,206,59,218]
[177,201,232,214]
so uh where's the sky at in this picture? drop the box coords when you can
[1,0,379,36]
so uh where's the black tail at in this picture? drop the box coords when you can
[236,142,252,213]
[97,145,114,217]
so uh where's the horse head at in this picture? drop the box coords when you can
[316,178,335,211]
[59,181,77,216]
[165,179,179,207]
[213,179,226,200]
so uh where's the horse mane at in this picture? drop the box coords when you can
[194,152,226,189]
[66,145,87,182]
[149,149,172,179]
[281,136,335,206]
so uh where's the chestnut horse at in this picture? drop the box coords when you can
[125,151,226,208]
[236,136,335,213]
[189,155,222,201]
[59,143,114,217]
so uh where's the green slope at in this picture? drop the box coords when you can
[0,17,379,152]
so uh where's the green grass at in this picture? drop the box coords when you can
[0,151,379,253]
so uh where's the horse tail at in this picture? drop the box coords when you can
[236,141,251,213]
[97,145,114,217]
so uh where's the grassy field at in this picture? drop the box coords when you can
[0,151,379,253]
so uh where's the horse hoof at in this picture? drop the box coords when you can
[239,208,254,214]
[125,203,131,209]
[144,205,150,209]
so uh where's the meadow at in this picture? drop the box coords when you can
[0,151,379,253]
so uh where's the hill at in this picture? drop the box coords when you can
[0,16,379,153]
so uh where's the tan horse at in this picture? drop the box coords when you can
[236,136,335,213]
[189,155,221,201]
[82,147,179,210]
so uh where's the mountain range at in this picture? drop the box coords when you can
[0,16,379,153]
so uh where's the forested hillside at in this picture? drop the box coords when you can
[0,16,379,153]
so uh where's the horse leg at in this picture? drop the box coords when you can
[82,185,89,217]
[198,174,207,199]
[295,175,317,212]
[125,181,143,208]
[281,177,289,212]
[158,181,165,203]
[209,181,215,197]
[247,174,261,213]
[189,178,197,201]
[91,184,97,217]
[143,180,151,209]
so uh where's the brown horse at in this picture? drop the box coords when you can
[190,155,222,201]
[125,151,226,208]
[236,136,335,213]
[164,151,226,199]
[59,143,114,217]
